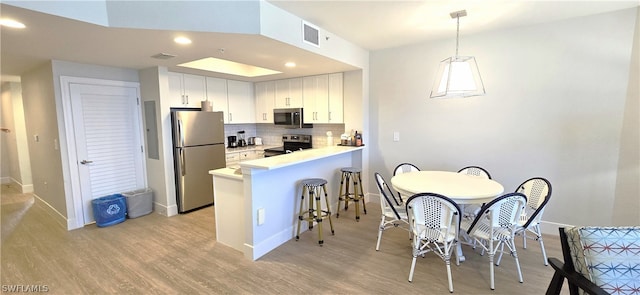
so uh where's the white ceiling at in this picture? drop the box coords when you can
[1,1,638,83]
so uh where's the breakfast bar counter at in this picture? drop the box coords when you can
[209,145,365,260]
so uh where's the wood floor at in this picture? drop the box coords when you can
[1,185,569,294]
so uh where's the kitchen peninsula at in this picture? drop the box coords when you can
[209,145,365,260]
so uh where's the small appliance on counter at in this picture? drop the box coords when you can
[255,137,263,145]
[247,137,256,146]
[227,135,237,148]
[237,131,246,147]
[263,134,312,157]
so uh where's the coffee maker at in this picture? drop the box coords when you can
[237,131,246,147]
[227,135,237,148]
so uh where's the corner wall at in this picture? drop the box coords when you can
[613,7,640,225]
[369,8,638,231]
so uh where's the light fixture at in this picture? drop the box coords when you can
[0,18,26,29]
[285,62,296,68]
[430,10,485,99]
[174,36,192,45]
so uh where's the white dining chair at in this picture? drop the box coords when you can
[373,172,409,251]
[497,177,552,266]
[461,192,527,290]
[393,162,420,176]
[406,192,461,293]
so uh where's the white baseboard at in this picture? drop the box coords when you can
[153,202,178,217]
[540,221,574,236]
[32,193,68,230]
[0,177,10,184]
[1,177,34,193]
[249,225,293,261]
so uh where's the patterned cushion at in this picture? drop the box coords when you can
[566,226,640,295]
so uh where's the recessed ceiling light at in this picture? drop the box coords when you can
[285,62,296,68]
[178,57,282,78]
[0,19,26,29]
[174,37,192,45]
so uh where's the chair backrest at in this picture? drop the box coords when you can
[466,192,527,235]
[393,163,420,176]
[374,172,403,219]
[565,226,640,295]
[457,166,492,179]
[405,193,461,241]
[516,177,552,228]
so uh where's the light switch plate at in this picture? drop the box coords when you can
[393,132,400,142]
[257,208,265,225]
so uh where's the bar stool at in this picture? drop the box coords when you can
[295,178,335,245]
[337,167,367,221]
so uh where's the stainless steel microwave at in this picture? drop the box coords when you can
[273,108,312,128]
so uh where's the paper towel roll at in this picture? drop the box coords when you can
[201,100,212,111]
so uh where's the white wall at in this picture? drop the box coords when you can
[0,82,33,192]
[613,7,640,226]
[369,8,638,232]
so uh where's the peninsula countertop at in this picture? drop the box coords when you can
[239,145,365,170]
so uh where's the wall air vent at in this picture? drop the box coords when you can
[302,21,320,47]
[151,53,176,60]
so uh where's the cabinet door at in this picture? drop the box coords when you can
[288,78,303,108]
[168,72,186,107]
[274,78,303,108]
[328,73,344,123]
[227,80,255,124]
[303,75,329,123]
[255,81,275,123]
[206,77,229,122]
[182,74,207,107]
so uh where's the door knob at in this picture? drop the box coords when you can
[80,160,93,165]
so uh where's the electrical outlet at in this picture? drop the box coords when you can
[393,131,400,142]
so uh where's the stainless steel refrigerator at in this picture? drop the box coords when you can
[171,110,226,213]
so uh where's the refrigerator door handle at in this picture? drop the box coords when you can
[178,118,185,148]
[179,147,186,176]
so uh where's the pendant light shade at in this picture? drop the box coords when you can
[430,10,485,98]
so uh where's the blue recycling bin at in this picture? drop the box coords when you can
[92,194,127,227]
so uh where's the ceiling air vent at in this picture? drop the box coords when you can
[151,53,176,60]
[302,21,320,47]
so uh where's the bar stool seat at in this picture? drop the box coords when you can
[296,178,335,245]
[337,167,367,221]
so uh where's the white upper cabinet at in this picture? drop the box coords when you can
[205,77,228,115]
[168,72,206,107]
[303,75,329,123]
[255,81,275,123]
[303,73,343,124]
[328,73,344,124]
[227,80,255,124]
[275,78,302,108]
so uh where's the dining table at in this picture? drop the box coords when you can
[391,170,505,261]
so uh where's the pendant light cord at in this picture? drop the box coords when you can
[455,14,460,58]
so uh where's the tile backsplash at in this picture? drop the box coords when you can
[224,123,345,148]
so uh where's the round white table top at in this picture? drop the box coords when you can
[391,171,504,204]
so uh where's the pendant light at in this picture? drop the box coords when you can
[430,10,485,98]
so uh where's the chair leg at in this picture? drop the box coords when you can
[375,215,385,251]
[357,172,367,214]
[313,186,324,245]
[408,255,418,282]
[496,243,505,266]
[445,260,454,293]
[321,184,334,236]
[337,172,346,218]
[352,174,360,221]
[295,186,306,240]
[523,230,528,249]
[535,225,549,266]
[489,241,496,290]
[510,239,524,283]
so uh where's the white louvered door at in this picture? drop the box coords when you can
[70,83,145,224]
